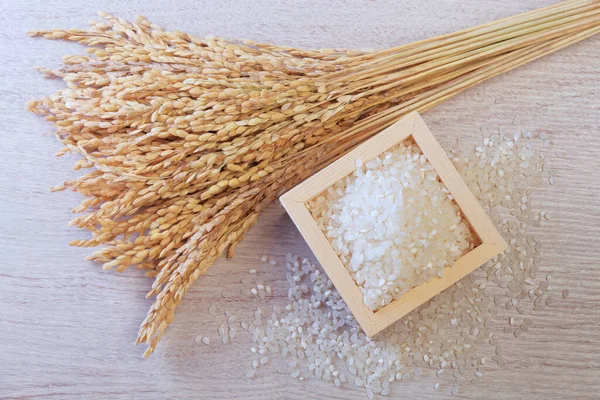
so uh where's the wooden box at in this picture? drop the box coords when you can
[280,112,507,337]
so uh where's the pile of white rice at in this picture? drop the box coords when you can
[308,141,473,310]
[198,130,558,398]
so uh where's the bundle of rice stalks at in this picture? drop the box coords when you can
[26,0,600,356]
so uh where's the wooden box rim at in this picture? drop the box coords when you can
[280,112,507,336]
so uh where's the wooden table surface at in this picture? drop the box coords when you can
[1,1,599,399]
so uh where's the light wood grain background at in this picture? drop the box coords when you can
[1,1,599,399]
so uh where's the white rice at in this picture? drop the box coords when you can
[308,140,473,310]
[197,130,561,397]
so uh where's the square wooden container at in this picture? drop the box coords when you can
[280,112,507,337]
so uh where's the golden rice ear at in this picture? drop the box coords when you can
[26,0,599,355]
